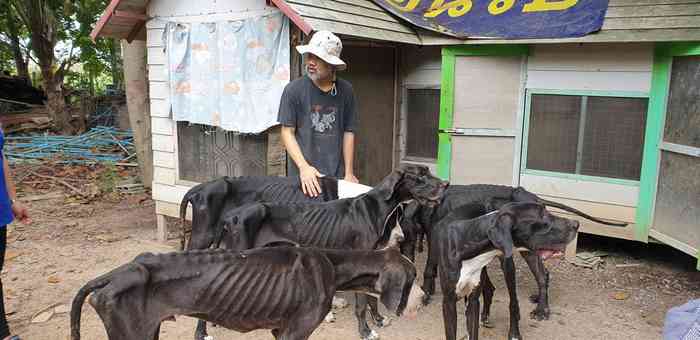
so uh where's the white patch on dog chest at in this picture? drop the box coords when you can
[455,249,503,298]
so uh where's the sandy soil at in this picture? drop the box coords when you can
[4,187,699,340]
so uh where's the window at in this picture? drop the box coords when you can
[525,93,648,181]
[405,88,440,160]
[177,122,267,183]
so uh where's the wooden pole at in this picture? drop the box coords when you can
[121,39,153,188]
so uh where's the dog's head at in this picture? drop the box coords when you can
[382,164,448,207]
[221,203,267,251]
[373,248,424,318]
[487,202,579,260]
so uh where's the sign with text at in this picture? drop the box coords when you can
[371,0,609,39]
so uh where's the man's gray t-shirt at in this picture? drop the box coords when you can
[277,76,357,178]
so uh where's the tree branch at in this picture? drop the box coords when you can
[8,0,29,28]
[56,42,77,79]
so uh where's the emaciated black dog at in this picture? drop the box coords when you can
[400,184,626,321]
[179,175,338,250]
[433,202,579,340]
[70,247,424,340]
[220,164,447,340]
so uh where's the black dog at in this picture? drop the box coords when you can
[400,184,625,320]
[434,202,579,340]
[221,164,447,340]
[70,247,424,340]
[179,175,338,250]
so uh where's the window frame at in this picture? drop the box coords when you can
[521,88,650,187]
[401,84,441,164]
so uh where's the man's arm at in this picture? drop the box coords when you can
[343,132,358,183]
[280,126,322,197]
[3,155,29,224]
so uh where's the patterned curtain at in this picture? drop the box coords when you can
[164,12,290,134]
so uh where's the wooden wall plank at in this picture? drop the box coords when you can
[153,150,175,169]
[149,81,168,99]
[520,173,639,207]
[150,98,170,118]
[152,134,175,152]
[148,64,167,81]
[526,70,652,92]
[603,16,700,30]
[147,46,166,65]
[528,44,653,72]
[152,182,190,204]
[152,116,174,135]
[154,166,176,185]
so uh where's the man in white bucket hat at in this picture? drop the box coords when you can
[278,30,362,197]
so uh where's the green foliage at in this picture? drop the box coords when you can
[0,0,121,94]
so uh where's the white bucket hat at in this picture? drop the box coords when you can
[296,30,347,71]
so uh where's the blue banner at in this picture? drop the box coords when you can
[371,0,609,39]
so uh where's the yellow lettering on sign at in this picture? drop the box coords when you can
[386,0,421,12]
[424,0,472,18]
[488,0,515,15]
[523,0,578,12]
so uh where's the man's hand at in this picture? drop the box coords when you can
[344,173,359,184]
[11,202,30,224]
[300,165,322,197]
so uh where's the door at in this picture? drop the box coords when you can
[341,46,396,185]
[443,53,525,185]
[649,54,700,264]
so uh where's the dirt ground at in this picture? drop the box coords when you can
[5,185,699,340]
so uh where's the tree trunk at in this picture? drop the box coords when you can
[122,39,153,188]
[42,70,74,134]
[6,14,29,82]
[109,39,123,90]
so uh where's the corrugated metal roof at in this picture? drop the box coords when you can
[421,0,700,45]
[273,0,421,44]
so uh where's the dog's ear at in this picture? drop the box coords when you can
[512,187,540,203]
[382,168,406,201]
[375,267,409,315]
[318,176,339,201]
[486,197,510,211]
[487,212,515,259]
[227,204,267,250]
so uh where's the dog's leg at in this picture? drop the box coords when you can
[194,320,210,340]
[465,286,482,340]
[502,257,522,340]
[367,295,391,327]
[354,294,378,340]
[400,240,416,262]
[422,232,438,305]
[522,251,550,321]
[480,268,495,328]
[277,306,327,340]
[439,269,458,340]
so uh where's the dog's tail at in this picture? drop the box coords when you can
[70,273,112,340]
[180,189,198,250]
[538,198,628,227]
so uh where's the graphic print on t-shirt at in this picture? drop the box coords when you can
[310,104,337,133]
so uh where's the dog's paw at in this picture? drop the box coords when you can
[421,294,432,306]
[324,311,336,323]
[203,336,214,340]
[332,296,349,309]
[481,317,494,328]
[362,330,380,340]
[530,307,550,321]
[374,316,391,328]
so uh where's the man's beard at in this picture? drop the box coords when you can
[306,65,332,82]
